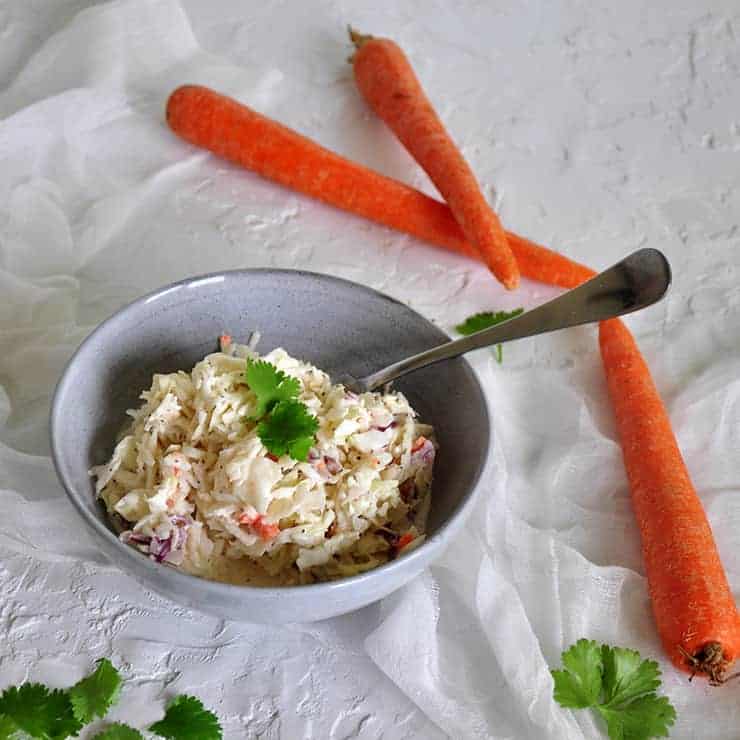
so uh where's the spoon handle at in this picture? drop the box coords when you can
[360,248,671,391]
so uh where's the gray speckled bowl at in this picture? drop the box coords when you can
[50,269,491,623]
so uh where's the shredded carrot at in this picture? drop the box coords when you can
[255,520,280,540]
[600,318,740,682]
[349,29,519,290]
[238,512,280,541]
[396,533,415,551]
[411,436,427,453]
[165,85,590,290]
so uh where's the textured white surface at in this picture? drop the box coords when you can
[1,1,739,738]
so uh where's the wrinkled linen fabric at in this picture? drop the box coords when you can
[1,1,739,737]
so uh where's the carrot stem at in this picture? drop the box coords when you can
[347,25,373,59]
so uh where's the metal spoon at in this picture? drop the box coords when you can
[340,247,671,394]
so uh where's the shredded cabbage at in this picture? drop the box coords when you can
[91,338,435,585]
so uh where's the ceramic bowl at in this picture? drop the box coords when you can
[50,269,491,623]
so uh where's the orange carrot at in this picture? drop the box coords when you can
[349,29,519,290]
[600,318,740,682]
[505,231,595,288]
[166,85,590,289]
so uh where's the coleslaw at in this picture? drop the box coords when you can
[91,335,436,585]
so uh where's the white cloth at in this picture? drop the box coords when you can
[1,1,738,738]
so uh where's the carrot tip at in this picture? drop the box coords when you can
[165,84,199,121]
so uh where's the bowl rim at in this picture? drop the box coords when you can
[50,267,493,603]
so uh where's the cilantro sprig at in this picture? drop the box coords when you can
[149,696,223,740]
[244,359,318,461]
[93,725,144,740]
[454,308,524,363]
[551,639,676,740]
[69,658,122,725]
[0,660,222,740]
[0,683,81,739]
[244,360,301,418]
[257,399,319,460]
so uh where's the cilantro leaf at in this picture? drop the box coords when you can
[148,695,222,740]
[69,658,122,724]
[257,400,318,461]
[0,684,81,739]
[92,724,143,740]
[244,360,301,417]
[551,641,677,740]
[601,646,661,706]
[551,639,603,708]
[455,309,524,364]
[285,434,314,462]
[597,695,676,740]
[455,308,524,335]
[0,714,22,740]
[242,359,318,460]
